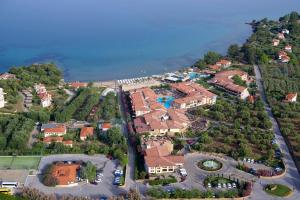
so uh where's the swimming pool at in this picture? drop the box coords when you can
[157,96,174,109]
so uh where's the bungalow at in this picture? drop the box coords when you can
[143,138,184,174]
[215,59,232,68]
[100,122,112,132]
[51,163,80,186]
[278,33,285,40]
[284,93,297,103]
[0,73,16,80]
[43,137,73,147]
[43,125,67,137]
[285,45,292,53]
[80,127,94,141]
[272,39,280,46]
[34,83,52,108]
[278,51,287,59]
[281,55,290,63]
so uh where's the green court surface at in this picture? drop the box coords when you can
[0,156,41,170]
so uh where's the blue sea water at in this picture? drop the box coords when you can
[0,0,299,81]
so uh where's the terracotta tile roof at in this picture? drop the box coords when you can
[80,127,94,138]
[44,125,66,134]
[43,136,64,143]
[102,122,112,129]
[142,109,190,131]
[144,141,184,167]
[216,59,231,66]
[63,140,73,145]
[209,65,221,71]
[285,93,297,102]
[51,163,80,185]
[210,70,248,94]
[69,82,87,88]
[130,87,164,114]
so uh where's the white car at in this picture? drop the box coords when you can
[227,183,232,189]
[232,183,237,188]
[222,183,227,188]
[207,183,212,188]
[217,183,222,189]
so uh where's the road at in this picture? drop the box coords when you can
[253,65,300,199]
[117,87,136,191]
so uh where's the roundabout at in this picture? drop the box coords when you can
[198,159,223,171]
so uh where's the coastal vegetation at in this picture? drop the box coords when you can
[191,97,275,162]
[238,12,300,171]
[0,115,35,153]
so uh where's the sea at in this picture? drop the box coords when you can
[0,0,299,81]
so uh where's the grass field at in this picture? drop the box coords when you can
[0,156,41,170]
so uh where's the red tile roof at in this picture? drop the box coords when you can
[51,163,80,185]
[144,142,184,168]
[285,93,297,102]
[80,127,94,138]
[44,125,66,134]
[69,82,87,88]
[102,122,112,129]
[210,70,248,94]
[43,136,64,143]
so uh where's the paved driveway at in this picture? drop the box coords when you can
[25,154,126,198]
[253,65,300,199]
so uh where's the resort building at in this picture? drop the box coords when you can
[34,84,52,108]
[80,127,94,141]
[51,163,80,186]
[43,137,73,147]
[143,138,184,174]
[0,73,16,80]
[209,70,250,99]
[134,108,190,135]
[171,82,217,109]
[272,39,280,46]
[0,88,6,108]
[43,125,67,137]
[284,93,297,103]
[215,59,232,68]
[129,87,164,117]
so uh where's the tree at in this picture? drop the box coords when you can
[203,51,222,65]
[227,44,241,61]
[80,161,97,181]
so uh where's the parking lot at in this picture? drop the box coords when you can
[25,154,126,198]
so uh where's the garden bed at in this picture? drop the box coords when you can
[264,184,292,197]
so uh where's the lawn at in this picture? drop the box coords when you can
[0,157,14,169]
[264,184,292,197]
[0,156,41,170]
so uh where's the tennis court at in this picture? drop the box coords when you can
[0,156,41,170]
